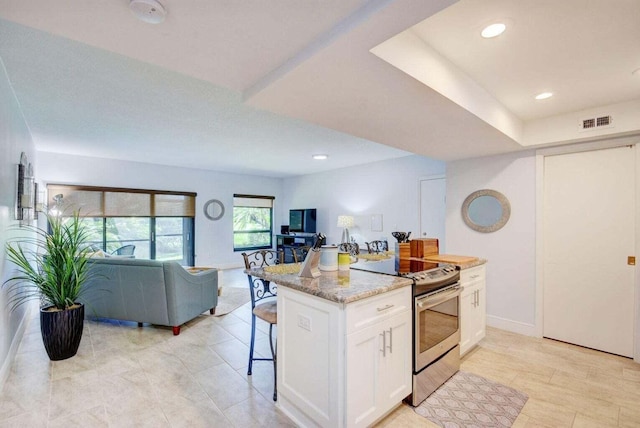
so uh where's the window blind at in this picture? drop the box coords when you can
[233,194,274,208]
[46,185,196,218]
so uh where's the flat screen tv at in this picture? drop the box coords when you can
[289,209,317,234]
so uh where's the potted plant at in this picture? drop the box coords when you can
[3,211,92,361]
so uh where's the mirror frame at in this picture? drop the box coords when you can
[461,189,511,233]
[203,199,225,221]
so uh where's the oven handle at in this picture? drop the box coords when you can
[416,285,461,309]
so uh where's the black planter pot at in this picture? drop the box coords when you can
[40,304,85,361]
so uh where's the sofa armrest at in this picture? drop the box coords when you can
[163,262,219,326]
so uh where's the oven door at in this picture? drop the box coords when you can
[414,284,461,371]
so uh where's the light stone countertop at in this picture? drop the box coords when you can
[244,267,412,304]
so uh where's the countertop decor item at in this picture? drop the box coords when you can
[3,211,92,360]
[391,231,411,243]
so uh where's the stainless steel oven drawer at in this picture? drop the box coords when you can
[409,344,460,407]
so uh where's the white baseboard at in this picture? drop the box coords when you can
[487,314,537,337]
[0,306,32,391]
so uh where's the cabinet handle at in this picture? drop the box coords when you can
[380,331,386,357]
[387,327,393,354]
[377,304,394,312]
[470,274,480,279]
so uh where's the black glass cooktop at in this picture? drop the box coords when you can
[350,256,438,276]
[351,256,460,297]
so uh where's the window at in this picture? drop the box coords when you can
[233,194,274,251]
[47,185,196,265]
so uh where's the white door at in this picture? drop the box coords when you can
[420,178,446,251]
[543,146,635,357]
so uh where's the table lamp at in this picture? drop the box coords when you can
[337,215,355,243]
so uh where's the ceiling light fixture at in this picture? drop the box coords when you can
[481,23,506,38]
[312,154,328,160]
[535,92,553,100]
[129,0,166,24]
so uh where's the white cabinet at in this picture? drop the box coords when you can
[346,308,411,427]
[277,286,412,428]
[459,265,486,356]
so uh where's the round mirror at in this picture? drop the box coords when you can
[203,199,225,221]
[461,189,510,233]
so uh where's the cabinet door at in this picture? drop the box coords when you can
[472,284,486,343]
[346,310,412,428]
[346,323,382,428]
[460,280,486,355]
[379,310,412,409]
[459,285,476,355]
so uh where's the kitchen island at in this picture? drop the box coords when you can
[245,266,413,428]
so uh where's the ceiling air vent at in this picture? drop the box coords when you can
[578,115,613,132]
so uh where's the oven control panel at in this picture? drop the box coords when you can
[404,264,457,284]
[406,264,459,297]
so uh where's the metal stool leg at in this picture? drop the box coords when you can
[269,323,277,401]
[248,313,257,375]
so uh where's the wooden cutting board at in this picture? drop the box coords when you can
[422,254,478,265]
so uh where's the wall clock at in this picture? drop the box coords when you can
[203,199,225,221]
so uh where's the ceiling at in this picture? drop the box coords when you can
[0,0,638,178]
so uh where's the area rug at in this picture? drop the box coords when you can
[414,370,528,427]
[213,287,251,316]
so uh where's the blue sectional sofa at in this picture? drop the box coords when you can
[80,257,218,335]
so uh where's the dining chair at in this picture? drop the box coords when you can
[365,240,388,254]
[241,249,283,401]
[290,245,311,263]
[338,242,360,256]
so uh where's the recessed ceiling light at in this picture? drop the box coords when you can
[312,154,328,160]
[535,92,553,100]
[481,23,506,38]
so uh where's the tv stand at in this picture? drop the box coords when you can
[276,234,316,263]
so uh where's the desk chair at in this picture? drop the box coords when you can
[290,245,311,263]
[242,249,283,401]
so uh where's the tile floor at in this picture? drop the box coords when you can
[1,268,640,427]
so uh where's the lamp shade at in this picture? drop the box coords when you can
[337,215,354,228]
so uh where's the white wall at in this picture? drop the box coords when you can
[446,150,537,335]
[36,152,283,269]
[282,155,446,246]
[36,153,445,270]
[0,56,34,389]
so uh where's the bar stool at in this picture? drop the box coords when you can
[242,249,283,401]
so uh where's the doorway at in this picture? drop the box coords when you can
[542,145,635,357]
[419,177,446,252]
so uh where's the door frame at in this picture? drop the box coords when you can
[534,136,640,362]
[418,174,446,242]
